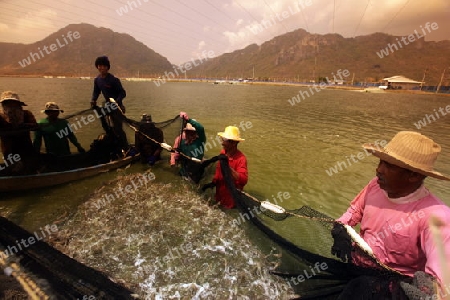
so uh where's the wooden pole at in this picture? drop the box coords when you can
[436,68,447,94]
[420,69,427,91]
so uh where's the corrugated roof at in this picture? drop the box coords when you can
[382,75,422,84]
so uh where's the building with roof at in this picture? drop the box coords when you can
[381,75,423,90]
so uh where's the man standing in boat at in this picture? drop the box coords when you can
[90,56,128,150]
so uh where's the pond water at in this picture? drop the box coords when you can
[1,78,450,296]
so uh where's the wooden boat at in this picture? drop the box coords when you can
[0,152,139,192]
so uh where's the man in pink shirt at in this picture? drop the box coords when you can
[333,131,450,299]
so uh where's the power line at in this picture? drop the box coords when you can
[0,4,191,56]
[202,0,236,24]
[382,0,411,33]
[232,0,267,44]
[1,0,227,62]
[333,0,336,33]
[173,0,230,32]
[261,0,289,33]
[299,4,310,32]
[234,0,259,23]
[84,0,214,43]
[113,0,232,50]
[353,0,371,37]
[128,0,230,47]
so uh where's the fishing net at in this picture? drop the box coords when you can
[124,114,183,150]
[60,107,183,154]
[0,108,420,299]
[0,216,135,299]
[216,157,412,299]
[0,108,183,173]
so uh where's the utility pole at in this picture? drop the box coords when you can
[436,68,448,94]
[420,69,427,91]
[312,35,317,83]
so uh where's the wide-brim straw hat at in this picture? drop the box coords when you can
[363,131,450,181]
[0,91,27,106]
[183,123,196,131]
[217,126,245,142]
[41,102,64,113]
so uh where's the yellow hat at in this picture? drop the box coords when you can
[217,126,245,142]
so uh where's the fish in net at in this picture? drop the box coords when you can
[0,216,136,299]
[215,157,413,299]
[0,109,429,298]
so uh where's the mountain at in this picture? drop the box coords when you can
[0,23,172,78]
[2,24,449,85]
[187,29,450,85]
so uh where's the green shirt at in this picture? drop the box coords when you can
[178,119,206,180]
[33,118,82,156]
[179,118,206,160]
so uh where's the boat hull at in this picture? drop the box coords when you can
[0,155,138,192]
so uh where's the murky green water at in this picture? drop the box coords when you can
[0,78,450,246]
[0,78,450,298]
[1,77,450,233]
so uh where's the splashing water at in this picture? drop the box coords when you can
[50,172,293,299]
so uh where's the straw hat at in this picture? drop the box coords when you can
[42,102,64,113]
[217,126,245,142]
[363,131,450,181]
[183,123,196,131]
[0,91,27,106]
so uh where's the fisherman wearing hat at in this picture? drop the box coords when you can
[33,102,85,156]
[203,126,248,209]
[90,56,128,150]
[332,131,450,298]
[135,114,164,165]
[170,111,206,183]
[0,91,39,174]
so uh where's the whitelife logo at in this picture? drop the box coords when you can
[376,22,439,59]
[18,31,81,68]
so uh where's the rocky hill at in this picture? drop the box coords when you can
[188,29,450,85]
[1,24,448,85]
[0,23,172,78]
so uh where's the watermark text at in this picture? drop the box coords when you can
[18,31,80,68]
[288,69,350,106]
[413,105,450,129]
[325,140,387,176]
[376,22,439,58]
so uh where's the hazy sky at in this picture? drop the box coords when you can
[0,0,449,64]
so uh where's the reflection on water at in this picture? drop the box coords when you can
[1,78,450,232]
